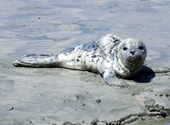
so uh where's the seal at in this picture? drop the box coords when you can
[13,34,147,87]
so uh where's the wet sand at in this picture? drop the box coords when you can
[0,0,170,124]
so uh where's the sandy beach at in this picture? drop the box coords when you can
[0,0,170,124]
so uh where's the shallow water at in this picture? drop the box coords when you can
[0,0,170,124]
[1,0,170,57]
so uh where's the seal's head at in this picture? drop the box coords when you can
[117,38,147,70]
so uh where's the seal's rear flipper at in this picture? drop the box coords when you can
[13,54,57,68]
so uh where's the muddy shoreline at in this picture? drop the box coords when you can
[0,0,170,124]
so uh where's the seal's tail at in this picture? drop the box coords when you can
[13,54,57,68]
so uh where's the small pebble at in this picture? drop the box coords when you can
[159,94,163,97]
[62,121,72,125]
[80,104,85,106]
[165,93,170,97]
[96,99,101,103]
[7,107,14,111]
[91,118,100,125]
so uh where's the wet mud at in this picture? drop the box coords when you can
[0,0,170,125]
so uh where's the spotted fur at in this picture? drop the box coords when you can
[13,34,147,87]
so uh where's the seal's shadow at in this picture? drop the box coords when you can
[131,68,155,83]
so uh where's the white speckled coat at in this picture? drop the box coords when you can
[13,34,147,87]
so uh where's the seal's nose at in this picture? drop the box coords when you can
[130,51,136,55]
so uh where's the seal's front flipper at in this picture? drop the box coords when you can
[13,54,56,68]
[102,70,126,87]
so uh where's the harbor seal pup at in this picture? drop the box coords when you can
[13,34,147,87]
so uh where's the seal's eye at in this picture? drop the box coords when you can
[138,46,144,50]
[123,47,127,51]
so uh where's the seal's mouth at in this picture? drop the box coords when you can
[129,56,137,60]
[128,55,143,62]
[130,58,136,61]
